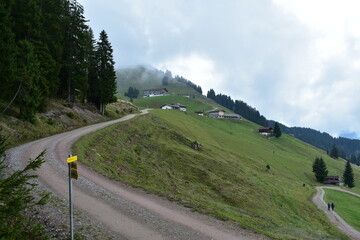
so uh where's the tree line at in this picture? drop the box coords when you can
[271,122,360,166]
[206,89,268,126]
[0,0,117,121]
[312,157,354,188]
[175,76,202,94]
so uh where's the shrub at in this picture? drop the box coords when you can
[66,112,75,119]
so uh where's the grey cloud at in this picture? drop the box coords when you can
[81,0,360,138]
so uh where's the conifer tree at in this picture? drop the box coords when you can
[207,89,216,100]
[93,30,117,114]
[59,0,89,102]
[0,0,16,105]
[329,143,339,159]
[16,40,42,122]
[0,129,49,238]
[343,161,355,188]
[312,157,328,183]
[162,76,169,86]
[273,122,282,138]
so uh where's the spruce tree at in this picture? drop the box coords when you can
[59,0,89,102]
[343,161,355,188]
[94,30,117,114]
[0,129,49,238]
[312,157,328,183]
[162,76,169,86]
[329,143,339,159]
[16,40,42,122]
[0,0,16,105]
[274,122,282,138]
[207,89,216,99]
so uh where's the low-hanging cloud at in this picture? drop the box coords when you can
[81,0,360,138]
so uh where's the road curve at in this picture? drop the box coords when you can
[6,110,267,240]
[312,186,360,240]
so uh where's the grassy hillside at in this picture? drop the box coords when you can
[73,109,360,239]
[116,66,201,99]
[134,95,228,113]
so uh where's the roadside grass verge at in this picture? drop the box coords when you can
[0,99,138,148]
[324,188,360,231]
[73,111,351,240]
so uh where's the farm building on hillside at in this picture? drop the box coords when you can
[160,104,173,110]
[259,127,273,136]
[160,103,187,111]
[223,114,242,119]
[208,110,225,118]
[323,176,340,185]
[207,110,241,120]
[194,111,204,116]
[143,88,169,97]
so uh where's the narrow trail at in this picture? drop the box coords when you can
[6,110,268,240]
[312,186,360,240]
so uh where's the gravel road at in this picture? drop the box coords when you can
[6,110,268,240]
[312,186,360,240]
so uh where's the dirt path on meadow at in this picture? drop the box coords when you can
[6,110,268,240]
[312,186,360,240]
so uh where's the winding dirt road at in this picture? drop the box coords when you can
[312,186,360,240]
[6,110,268,240]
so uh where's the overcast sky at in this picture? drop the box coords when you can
[81,0,360,139]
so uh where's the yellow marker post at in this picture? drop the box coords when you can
[67,155,78,163]
[67,154,78,240]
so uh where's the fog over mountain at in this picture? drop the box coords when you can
[82,0,360,139]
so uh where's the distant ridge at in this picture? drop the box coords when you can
[268,120,360,165]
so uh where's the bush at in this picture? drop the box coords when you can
[66,112,75,119]
[46,118,55,125]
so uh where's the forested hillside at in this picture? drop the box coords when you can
[0,0,117,121]
[206,89,268,126]
[268,121,360,165]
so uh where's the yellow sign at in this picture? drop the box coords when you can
[67,155,78,163]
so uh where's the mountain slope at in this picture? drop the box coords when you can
[116,65,202,99]
[268,120,360,165]
[117,66,360,166]
[74,108,359,239]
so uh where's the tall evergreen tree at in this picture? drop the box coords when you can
[343,161,355,188]
[312,157,328,183]
[90,30,117,114]
[59,0,89,102]
[37,0,65,97]
[10,0,56,110]
[0,0,17,106]
[273,122,282,138]
[329,143,339,159]
[15,40,42,122]
[207,89,216,100]
[87,27,99,104]
[162,76,169,86]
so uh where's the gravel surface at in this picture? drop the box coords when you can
[312,186,360,240]
[5,110,269,240]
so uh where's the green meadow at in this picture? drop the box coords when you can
[133,94,227,113]
[73,107,360,239]
[324,189,360,231]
